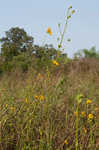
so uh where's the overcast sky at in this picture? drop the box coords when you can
[0,0,99,57]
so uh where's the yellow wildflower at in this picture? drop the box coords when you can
[25,98,29,104]
[39,95,44,101]
[83,128,87,134]
[88,114,94,120]
[74,111,78,117]
[46,27,52,36]
[5,104,8,107]
[52,60,59,66]
[86,99,92,105]
[64,139,68,145]
[81,111,86,117]
[34,95,39,99]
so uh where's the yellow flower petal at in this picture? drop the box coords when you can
[88,114,94,120]
[46,28,52,36]
[64,139,68,145]
[52,60,59,66]
[86,99,92,105]
[39,95,44,101]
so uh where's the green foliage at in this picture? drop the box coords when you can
[0,27,34,61]
[34,44,57,60]
[83,47,99,58]
[33,44,59,70]
[75,46,99,59]
[12,53,31,72]
[0,26,70,73]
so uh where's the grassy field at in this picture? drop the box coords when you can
[0,58,99,150]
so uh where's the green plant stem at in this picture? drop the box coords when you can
[59,9,69,49]
[76,106,79,150]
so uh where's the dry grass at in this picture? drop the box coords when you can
[0,58,99,149]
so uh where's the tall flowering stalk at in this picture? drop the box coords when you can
[58,6,75,50]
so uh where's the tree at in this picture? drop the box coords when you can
[33,44,57,60]
[74,46,99,59]
[0,27,34,61]
[83,47,99,58]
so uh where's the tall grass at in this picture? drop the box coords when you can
[0,58,99,149]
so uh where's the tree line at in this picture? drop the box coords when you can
[0,27,99,73]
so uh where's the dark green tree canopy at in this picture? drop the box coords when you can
[33,44,57,59]
[0,27,34,61]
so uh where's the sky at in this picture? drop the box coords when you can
[0,0,99,57]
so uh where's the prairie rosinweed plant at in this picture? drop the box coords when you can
[57,5,75,49]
